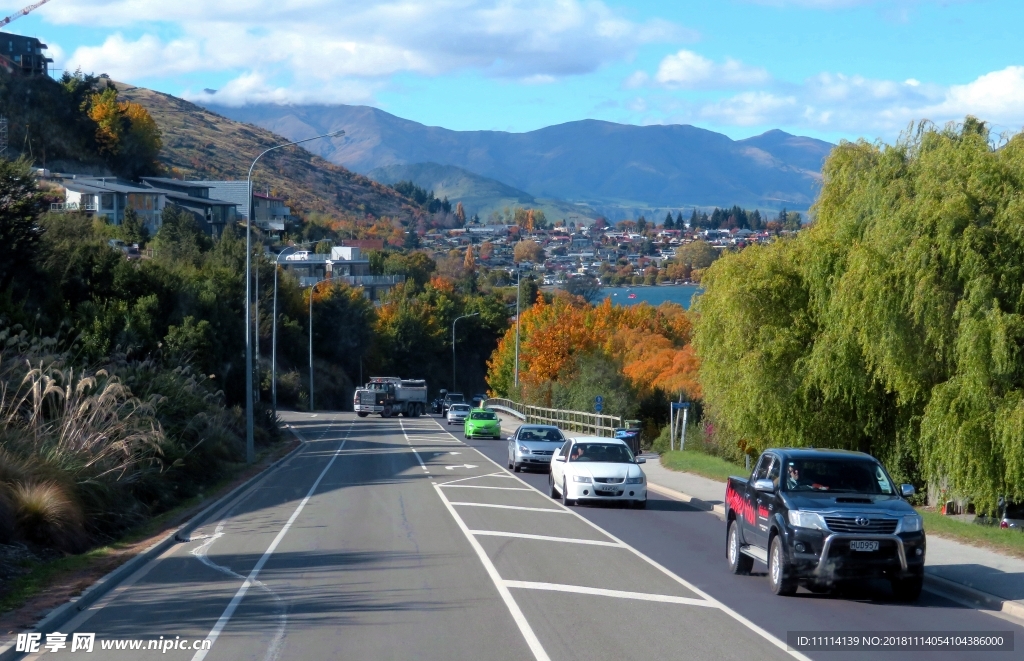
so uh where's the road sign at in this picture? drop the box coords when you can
[595,403,603,412]
[671,402,690,410]
[595,395,603,404]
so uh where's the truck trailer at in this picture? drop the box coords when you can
[354,377,428,418]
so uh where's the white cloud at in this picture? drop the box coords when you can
[653,50,770,89]
[38,0,686,104]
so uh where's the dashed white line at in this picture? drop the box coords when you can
[503,581,716,607]
[448,502,569,513]
[469,530,623,547]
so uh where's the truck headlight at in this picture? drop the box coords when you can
[625,476,644,484]
[573,475,592,483]
[787,510,827,531]
[902,514,923,533]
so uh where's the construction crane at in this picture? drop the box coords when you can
[0,0,54,29]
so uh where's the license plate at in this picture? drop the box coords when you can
[595,485,616,492]
[850,540,879,552]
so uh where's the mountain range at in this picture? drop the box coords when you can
[208,103,835,219]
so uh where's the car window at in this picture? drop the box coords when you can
[767,456,781,490]
[470,412,497,420]
[752,454,771,481]
[568,442,634,463]
[1005,502,1024,518]
[558,441,571,458]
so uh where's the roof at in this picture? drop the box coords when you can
[141,177,209,190]
[569,436,628,445]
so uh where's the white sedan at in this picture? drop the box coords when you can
[548,436,647,509]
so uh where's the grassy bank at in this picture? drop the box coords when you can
[919,510,1024,560]
[659,450,745,483]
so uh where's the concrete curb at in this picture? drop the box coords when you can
[923,573,1024,624]
[646,481,726,519]
[647,474,1024,626]
[0,426,308,661]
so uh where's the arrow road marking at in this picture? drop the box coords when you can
[445,464,479,470]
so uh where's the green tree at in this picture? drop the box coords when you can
[664,212,674,230]
[0,159,47,291]
[153,206,212,265]
[121,207,150,246]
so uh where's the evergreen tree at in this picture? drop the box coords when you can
[636,216,647,233]
[121,207,150,246]
[664,212,674,230]
[677,211,685,228]
[689,208,698,229]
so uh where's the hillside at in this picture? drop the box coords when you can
[209,103,835,213]
[114,83,420,224]
[366,162,593,223]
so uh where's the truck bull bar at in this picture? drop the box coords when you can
[815,533,908,574]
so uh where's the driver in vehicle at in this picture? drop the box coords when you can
[786,464,804,490]
[570,445,584,461]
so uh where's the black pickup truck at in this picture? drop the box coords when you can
[725,448,925,600]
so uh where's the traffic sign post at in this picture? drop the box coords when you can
[595,395,603,413]
[670,401,690,451]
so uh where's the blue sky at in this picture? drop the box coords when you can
[6,0,1024,142]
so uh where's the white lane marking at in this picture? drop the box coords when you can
[504,581,715,607]
[439,472,516,485]
[434,485,551,661]
[470,530,623,547]
[450,452,461,455]
[448,502,568,513]
[445,463,479,470]
[441,485,533,491]
[191,419,354,661]
[428,416,813,661]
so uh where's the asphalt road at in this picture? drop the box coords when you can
[17,411,1022,660]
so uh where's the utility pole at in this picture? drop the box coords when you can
[452,312,479,393]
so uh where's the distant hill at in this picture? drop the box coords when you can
[366,162,593,223]
[114,84,420,224]
[208,103,835,214]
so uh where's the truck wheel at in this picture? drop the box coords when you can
[727,520,753,575]
[382,406,392,418]
[768,536,797,596]
[412,405,421,418]
[890,573,923,602]
[357,412,368,418]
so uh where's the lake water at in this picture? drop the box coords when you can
[597,285,702,310]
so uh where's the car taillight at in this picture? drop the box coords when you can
[1000,520,1009,528]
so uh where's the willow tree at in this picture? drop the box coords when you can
[694,118,1024,510]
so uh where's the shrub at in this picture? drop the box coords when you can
[12,482,85,552]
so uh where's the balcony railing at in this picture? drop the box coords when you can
[50,202,98,212]
[335,275,405,286]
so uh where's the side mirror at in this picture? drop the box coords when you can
[555,456,566,462]
[900,484,915,498]
[635,457,646,464]
[506,436,513,441]
[753,479,775,493]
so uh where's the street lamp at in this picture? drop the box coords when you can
[512,268,522,389]
[245,129,344,463]
[271,242,315,414]
[452,312,479,393]
[307,276,336,412]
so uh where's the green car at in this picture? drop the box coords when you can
[464,409,501,439]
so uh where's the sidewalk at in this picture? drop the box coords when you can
[490,409,1024,621]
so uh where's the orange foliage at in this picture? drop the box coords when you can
[488,291,700,399]
[430,276,455,293]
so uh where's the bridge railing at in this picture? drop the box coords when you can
[484,398,622,438]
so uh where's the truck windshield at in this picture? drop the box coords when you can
[448,394,464,402]
[783,458,894,494]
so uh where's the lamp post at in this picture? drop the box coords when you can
[452,312,479,393]
[307,276,336,412]
[271,243,314,414]
[512,268,522,389]
[245,129,344,463]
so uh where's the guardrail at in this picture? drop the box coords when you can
[484,398,623,438]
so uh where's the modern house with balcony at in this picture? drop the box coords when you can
[193,182,291,233]
[141,177,237,238]
[0,32,52,76]
[277,246,404,301]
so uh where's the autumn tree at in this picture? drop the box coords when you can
[464,244,475,271]
[675,241,718,269]
[513,239,544,263]
[455,201,466,225]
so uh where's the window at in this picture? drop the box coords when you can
[101,194,114,210]
[752,454,771,481]
[558,441,571,458]
[768,457,781,490]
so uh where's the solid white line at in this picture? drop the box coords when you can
[434,485,551,661]
[440,485,533,491]
[191,420,353,661]
[504,581,715,607]
[440,473,516,485]
[469,530,623,547]
[427,416,813,661]
[449,502,568,513]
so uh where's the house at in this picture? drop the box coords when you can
[193,181,291,232]
[54,176,238,237]
[0,32,52,76]
[277,246,403,301]
[141,178,237,237]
